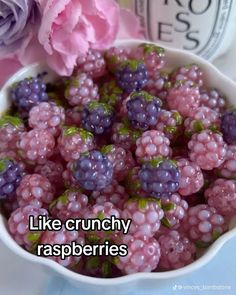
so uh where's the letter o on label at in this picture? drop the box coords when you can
[189,0,212,15]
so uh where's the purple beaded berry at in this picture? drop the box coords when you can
[221,111,236,145]
[0,159,22,200]
[10,77,48,118]
[72,150,113,190]
[139,158,180,198]
[127,91,162,130]
[115,60,148,93]
[81,102,113,134]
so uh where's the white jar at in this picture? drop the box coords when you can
[117,0,236,60]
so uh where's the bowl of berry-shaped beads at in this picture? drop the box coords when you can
[0,39,236,294]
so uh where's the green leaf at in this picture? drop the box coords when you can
[27,232,41,243]
[149,157,164,167]
[0,160,7,173]
[162,202,176,211]
[97,212,105,220]
[212,230,221,241]
[0,115,23,129]
[172,111,183,125]
[161,217,172,228]
[195,240,211,248]
[102,261,112,277]
[63,126,79,136]
[86,257,99,270]
[101,145,114,155]
[193,120,204,133]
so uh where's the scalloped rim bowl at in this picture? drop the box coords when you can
[0,39,236,294]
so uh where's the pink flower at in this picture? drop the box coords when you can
[0,57,22,87]
[20,0,120,76]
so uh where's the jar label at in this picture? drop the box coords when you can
[119,0,234,59]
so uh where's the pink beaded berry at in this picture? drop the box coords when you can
[0,116,25,152]
[29,102,65,137]
[217,145,236,179]
[18,129,55,164]
[176,158,204,196]
[62,161,78,188]
[145,71,170,100]
[188,130,227,170]
[84,202,121,243]
[131,43,166,76]
[125,166,148,198]
[199,89,226,113]
[91,181,129,210]
[135,130,171,162]
[40,227,85,267]
[105,46,129,73]
[182,204,226,247]
[65,107,82,126]
[8,205,48,250]
[205,178,236,216]
[16,174,55,208]
[154,109,183,140]
[111,121,141,151]
[122,197,164,238]
[50,189,88,221]
[116,235,161,274]
[167,83,200,117]
[171,64,204,87]
[101,145,135,181]
[34,160,64,192]
[65,73,99,107]
[184,106,220,136]
[158,230,196,270]
[76,49,106,78]
[58,127,94,162]
[161,193,188,229]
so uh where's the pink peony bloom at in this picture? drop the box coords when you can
[20,0,120,76]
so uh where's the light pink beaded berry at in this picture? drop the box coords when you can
[8,205,48,250]
[161,193,188,229]
[122,197,164,238]
[101,145,135,181]
[16,174,55,208]
[171,64,204,87]
[65,107,82,126]
[76,49,106,78]
[200,89,226,113]
[105,46,129,73]
[0,116,25,152]
[176,158,204,196]
[65,73,99,107]
[84,202,121,243]
[205,178,236,216]
[50,189,88,221]
[29,102,65,137]
[184,106,220,136]
[167,83,200,117]
[125,166,149,198]
[135,130,171,162]
[40,227,85,267]
[217,145,236,179]
[58,127,94,162]
[34,160,64,192]
[91,181,129,210]
[130,44,166,76]
[18,129,55,164]
[116,235,161,274]
[182,204,226,247]
[111,121,141,151]
[188,130,227,170]
[145,71,170,100]
[62,162,78,188]
[158,230,196,270]
[154,110,183,140]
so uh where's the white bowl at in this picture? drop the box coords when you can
[0,39,236,294]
